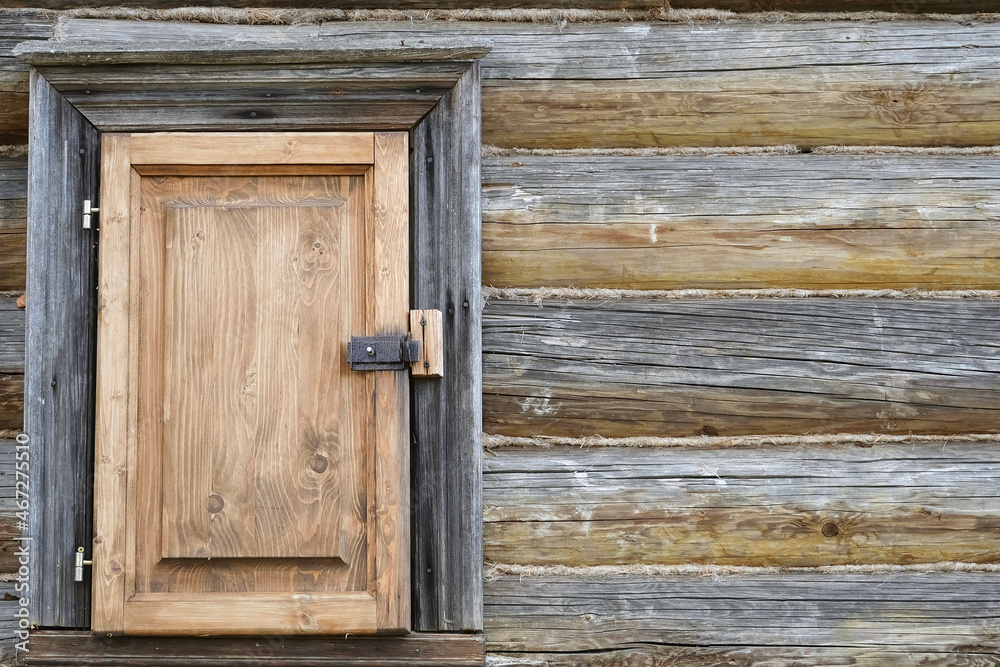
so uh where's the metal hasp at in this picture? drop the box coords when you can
[349,335,421,371]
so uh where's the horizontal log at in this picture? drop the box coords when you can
[0,300,24,374]
[0,233,25,291]
[41,20,1000,149]
[493,646,1000,667]
[483,298,1000,437]
[483,154,1000,290]
[0,375,22,431]
[24,632,485,666]
[484,572,1000,651]
[484,443,1000,567]
[6,0,999,11]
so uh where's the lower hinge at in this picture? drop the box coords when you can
[74,547,92,582]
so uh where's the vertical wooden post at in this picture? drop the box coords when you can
[410,62,483,632]
[25,70,99,627]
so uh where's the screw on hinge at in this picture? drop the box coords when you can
[83,200,99,230]
[74,546,92,582]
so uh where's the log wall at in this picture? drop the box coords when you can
[2,7,1000,666]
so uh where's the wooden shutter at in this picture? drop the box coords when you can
[92,132,410,635]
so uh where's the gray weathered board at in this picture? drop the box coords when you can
[484,443,1000,567]
[10,19,1000,148]
[483,298,1000,437]
[482,154,1000,290]
[484,572,1000,652]
[20,37,486,633]
[0,155,26,290]
[24,71,100,628]
[410,62,484,632]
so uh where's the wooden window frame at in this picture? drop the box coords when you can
[16,26,488,660]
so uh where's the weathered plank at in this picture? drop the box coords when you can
[0,298,24,374]
[484,572,1000,651]
[490,647,1000,666]
[484,444,1000,567]
[0,374,22,430]
[483,154,1000,290]
[40,19,1000,149]
[0,10,56,146]
[483,298,1000,437]
[25,71,99,628]
[24,632,484,667]
[410,62,484,632]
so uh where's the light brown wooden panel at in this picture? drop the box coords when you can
[130,132,374,165]
[148,175,361,562]
[483,298,1000,437]
[94,132,410,636]
[482,155,1000,290]
[484,573,1000,652]
[484,444,1000,567]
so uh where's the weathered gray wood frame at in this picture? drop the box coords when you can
[17,28,487,638]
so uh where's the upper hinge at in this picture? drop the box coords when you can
[83,199,99,230]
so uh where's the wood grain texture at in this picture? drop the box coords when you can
[24,631,485,667]
[484,572,1000,651]
[12,20,1000,148]
[44,18,1000,149]
[485,443,1000,567]
[484,298,1000,438]
[483,154,1000,290]
[131,132,374,165]
[410,62,483,631]
[92,133,131,633]
[372,132,410,631]
[410,309,444,377]
[148,175,357,562]
[0,156,27,290]
[25,71,99,628]
[0,298,24,373]
[490,647,1000,667]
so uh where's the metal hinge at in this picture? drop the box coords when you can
[83,200,99,230]
[74,546,92,582]
[348,335,421,371]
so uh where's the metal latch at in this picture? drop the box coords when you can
[349,336,420,371]
[74,547,92,582]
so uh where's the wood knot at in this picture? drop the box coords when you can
[310,454,329,474]
[821,522,840,537]
[206,494,225,514]
[699,425,719,436]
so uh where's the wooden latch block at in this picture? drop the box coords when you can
[409,309,443,377]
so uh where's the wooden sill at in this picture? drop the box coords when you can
[24,630,484,666]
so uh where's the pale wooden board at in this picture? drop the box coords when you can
[130,132,375,165]
[372,132,410,631]
[483,298,1000,437]
[410,309,444,377]
[483,154,1000,290]
[92,133,132,633]
[484,572,1000,651]
[484,444,1000,567]
[32,19,1000,148]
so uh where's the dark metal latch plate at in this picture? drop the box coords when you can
[349,336,421,371]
